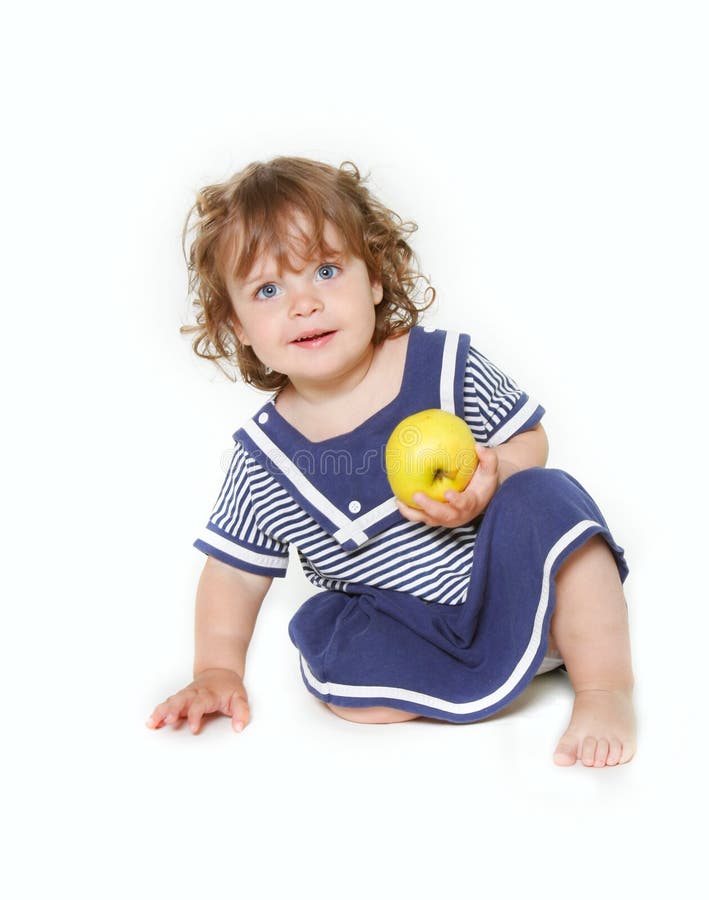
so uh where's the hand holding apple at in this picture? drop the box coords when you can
[385,409,488,527]
[395,443,501,528]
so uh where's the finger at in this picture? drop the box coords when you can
[146,702,169,729]
[187,692,220,735]
[229,693,250,733]
[148,700,175,728]
[395,499,430,523]
[410,492,455,520]
[470,457,498,494]
[162,691,196,726]
[443,486,473,509]
[186,705,206,735]
[443,494,480,521]
[149,694,180,723]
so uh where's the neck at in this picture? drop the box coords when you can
[285,342,378,409]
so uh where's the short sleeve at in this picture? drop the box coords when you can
[462,345,545,446]
[193,442,290,577]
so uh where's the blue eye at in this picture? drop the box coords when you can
[316,264,340,281]
[254,264,339,299]
[255,283,282,300]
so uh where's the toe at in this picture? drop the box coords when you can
[607,738,622,766]
[553,735,579,766]
[619,741,636,765]
[593,738,610,767]
[581,736,597,766]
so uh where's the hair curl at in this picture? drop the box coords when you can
[180,156,435,390]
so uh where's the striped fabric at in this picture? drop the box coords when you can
[193,327,544,604]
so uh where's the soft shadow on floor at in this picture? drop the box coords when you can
[485,669,573,722]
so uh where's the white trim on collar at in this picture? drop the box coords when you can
[333,496,399,544]
[242,418,370,546]
[439,331,459,412]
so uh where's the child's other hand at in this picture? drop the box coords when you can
[146,668,250,735]
[396,444,500,528]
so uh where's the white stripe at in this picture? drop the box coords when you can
[439,331,459,412]
[333,497,398,543]
[197,528,288,571]
[243,419,369,545]
[486,396,541,446]
[298,519,602,715]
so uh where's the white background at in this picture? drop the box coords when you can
[3,1,706,896]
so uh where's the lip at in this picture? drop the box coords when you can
[290,329,336,348]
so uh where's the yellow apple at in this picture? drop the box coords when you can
[385,409,478,508]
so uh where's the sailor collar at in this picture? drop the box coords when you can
[234,327,471,551]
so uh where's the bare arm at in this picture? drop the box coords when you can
[494,422,549,482]
[147,556,272,735]
[193,555,272,679]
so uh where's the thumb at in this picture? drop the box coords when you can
[476,444,498,475]
[228,691,250,733]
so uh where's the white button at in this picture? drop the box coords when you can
[258,412,269,424]
[423,325,436,332]
[348,500,361,514]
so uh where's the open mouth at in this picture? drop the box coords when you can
[292,330,335,344]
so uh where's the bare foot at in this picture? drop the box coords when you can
[554,688,636,767]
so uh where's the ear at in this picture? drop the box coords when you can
[372,279,384,306]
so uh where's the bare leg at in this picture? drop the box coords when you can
[550,534,636,767]
[325,703,420,723]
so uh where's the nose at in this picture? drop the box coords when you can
[288,284,323,318]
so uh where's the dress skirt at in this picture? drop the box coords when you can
[287,468,629,723]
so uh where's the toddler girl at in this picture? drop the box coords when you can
[146,156,636,767]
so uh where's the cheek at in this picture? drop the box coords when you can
[230,307,261,347]
[236,323,281,367]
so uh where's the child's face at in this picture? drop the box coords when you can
[224,215,383,390]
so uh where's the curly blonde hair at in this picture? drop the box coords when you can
[180,156,435,390]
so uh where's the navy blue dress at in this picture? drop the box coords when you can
[194,327,629,723]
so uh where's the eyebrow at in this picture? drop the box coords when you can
[242,252,346,287]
